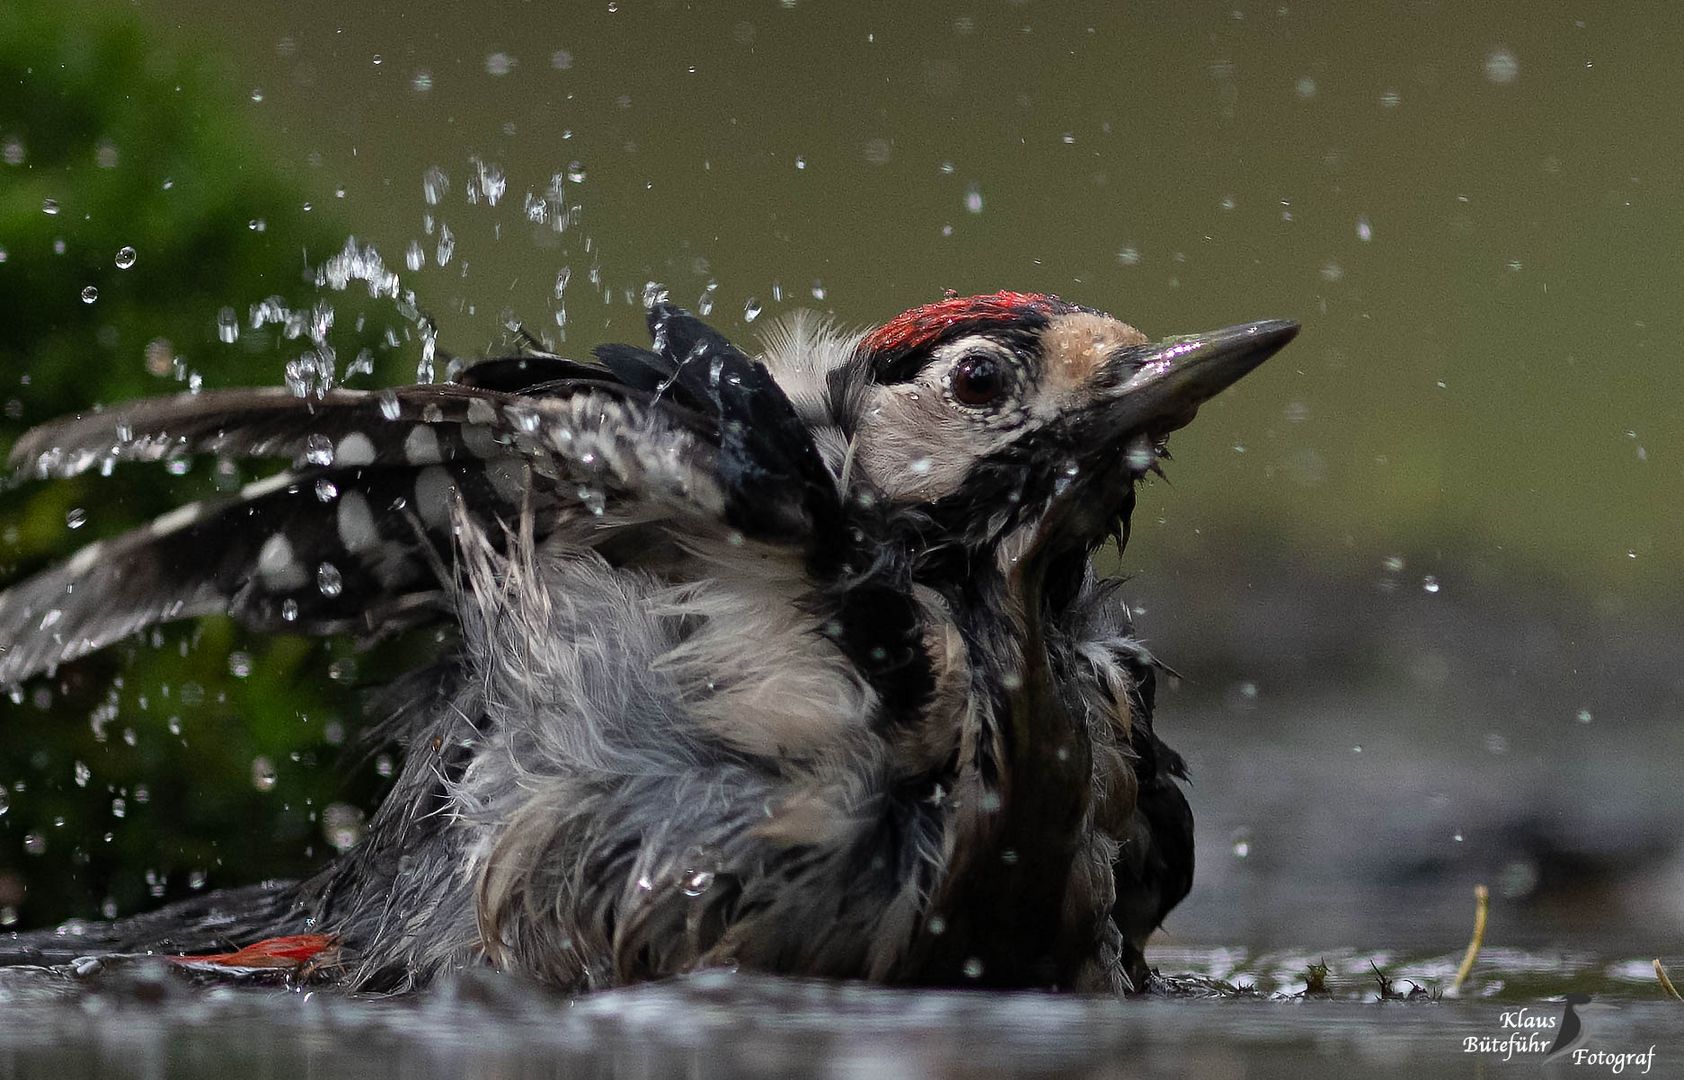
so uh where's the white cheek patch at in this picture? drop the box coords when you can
[850,386,993,503]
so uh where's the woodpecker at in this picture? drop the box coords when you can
[0,292,1297,993]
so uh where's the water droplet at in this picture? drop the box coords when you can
[65,507,86,529]
[317,562,343,598]
[304,433,335,466]
[422,165,450,205]
[1380,88,1402,108]
[961,957,984,979]
[0,790,8,816]
[0,907,14,926]
[113,245,137,270]
[1116,247,1141,267]
[1356,216,1373,242]
[1382,555,1406,573]
[315,477,339,502]
[1231,828,1252,858]
[743,297,762,322]
[23,832,46,855]
[1295,76,1317,98]
[322,803,366,852]
[1575,708,1593,725]
[250,756,278,792]
[111,797,126,818]
[1452,831,1465,843]
[473,157,507,206]
[80,286,98,304]
[250,88,264,103]
[1484,47,1519,85]
[280,598,299,622]
[228,652,253,678]
[485,52,516,76]
[73,761,90,787]
[434,224,455,269]
[1421,575,1440,594]
[377,390,402,421]
[41,198,59,216]
[216,306,239,343]
[566,161,587,184]
[963,184,984,214]
[374,753,395,778]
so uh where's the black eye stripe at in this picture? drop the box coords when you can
[870,326,1044,385]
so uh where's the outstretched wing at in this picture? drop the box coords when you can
[0,309,848,685]
[605,303,934,715]
[594,301,844,545]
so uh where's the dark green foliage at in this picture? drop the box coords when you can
[0,0,402,928]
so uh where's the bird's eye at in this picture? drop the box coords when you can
[950,354,1008,408]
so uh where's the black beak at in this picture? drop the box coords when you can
[1094,319,1299,436]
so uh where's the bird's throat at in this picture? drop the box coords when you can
[906,538,1097,988]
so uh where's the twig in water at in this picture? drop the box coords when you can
[1452,884,1489,993]
[1655,959,1682,1002]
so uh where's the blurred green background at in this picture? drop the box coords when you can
[2,0,1680,950]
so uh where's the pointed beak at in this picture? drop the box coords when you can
[1093,318,1299,436]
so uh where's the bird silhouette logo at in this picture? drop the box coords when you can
[1543,993,1619,1060]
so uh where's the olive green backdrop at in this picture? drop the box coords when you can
[3,0,1680,950]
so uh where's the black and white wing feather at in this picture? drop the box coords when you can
[0,306,852,686]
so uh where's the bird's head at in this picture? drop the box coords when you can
[843,292,1298,570]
